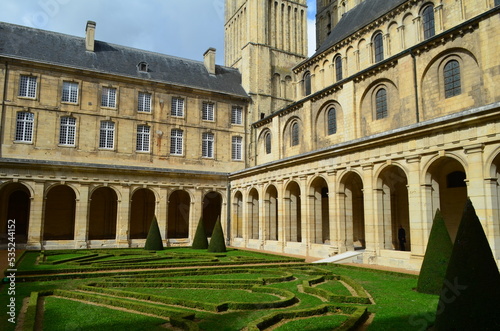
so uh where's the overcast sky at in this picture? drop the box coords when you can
[0,0,316,64]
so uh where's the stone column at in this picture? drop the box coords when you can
[397,25,405,50]
[327,171,338,252]
[413,16,422,43]
[362,163,377,253]
[26,181,45,249]
[74,184,90,249]
[464,144,489,232]
[116,185,131,247]
[406,156,425,256]
[158,187,168,245]
[435,4,444,33]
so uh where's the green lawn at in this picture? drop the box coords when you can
[0,248,439,331]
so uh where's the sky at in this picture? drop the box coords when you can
[0,0,317,65]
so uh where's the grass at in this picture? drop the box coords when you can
[0,248,439,331]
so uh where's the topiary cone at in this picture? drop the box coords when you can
[192,217,209,249]
[144,216,164,251]
[433,199,500,330]
[417,209,453,295]
[207,217,226,253]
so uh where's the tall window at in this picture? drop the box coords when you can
[136,125,150,152]
[62,81,78,103]
[291,122,299,146]
[171,97,184,117]
[327,107,337,135]
[99,121,115,149]
[422,5,435,40]
[444,60,461,98]
[19,75,37,98]
[335,55,343,81]
[231,106,243,125]
[202,102,215,121]
[232,136,243,160]
[304,72,311,96]
[265,132,272,154]
[170,129,183,155]
[101,87,117,108]
[373,33,384,63]
[138,92,151,112]
[202,132,214,158]
[375,88,388,119]
[15,112,34,142]
[496,0,500,6]
[59,117,76,146]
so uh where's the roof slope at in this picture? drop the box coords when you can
[0,22,248,98]
[313,0,408,57]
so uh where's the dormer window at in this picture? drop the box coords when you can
[137,62,149,72]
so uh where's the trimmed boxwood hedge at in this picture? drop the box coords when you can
[21,292,39,331]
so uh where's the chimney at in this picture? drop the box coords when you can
[204,48,216,75]
[85,21,96,52]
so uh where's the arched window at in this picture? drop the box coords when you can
[303,72,311,96]
[291,122,299,146]
[373,32,384,63]
[444,60,461,98]
[422,4,435,40]
[327,107,337,135]
[375,88,388,119]
[335,55,343,81]
[265,132,272,154]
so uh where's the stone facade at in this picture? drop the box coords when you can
[1,0,499,270]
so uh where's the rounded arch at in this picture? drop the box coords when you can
[89,187,118,240]
[168,190,190,239]
[283,117,303,150]
[0,182,31,244]
[374,162,410,188]
[130,188,156,239]
[233,190,244,238]
[43,185,76,240]
[258,128,273,156]
[203,191,223,236]
[284,180,301,243]
[309,176,330,244]
[486,147,500,178]
[248,187,260,240]
[422,153,468,184]
[338,171,365,250]
[264,184,279,241]
[424,156,468,241]
[377,165,410,251]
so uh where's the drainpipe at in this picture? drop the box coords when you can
[410,49,420,123]
[0,61,10,157]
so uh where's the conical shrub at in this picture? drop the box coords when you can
[417,209,453,295]
[144,216,163,251]
[192,217,208,249]
[433,199,500,330]
[207,217,226,253]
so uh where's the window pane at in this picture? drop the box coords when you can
[171,97,184,117]
[374,33,384,63]
[304,73,311,96]
[62,82,78,103]
[59,117,76,145]
[202,102,214,121]
[335,56,343,81]
[15,112,34,142]
[99,121,115,149]
[170,129,183,155]
[265,133,271,154]
[136,125,150,152]
[101,87,116,108]
[202,132,214,158]
[444,60,461,98]
[138,92,151,112]
[291,123,299,146]
[232,136,242,160]
[376,88,388,119]
[422,5,435,40]
[231,106,242,124]
[327,108,337,135]
[19,76,37,98]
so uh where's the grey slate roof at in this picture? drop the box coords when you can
[313,0,408,57]
[0,22,248,98]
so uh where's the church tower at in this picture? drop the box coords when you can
[225,0,308,123]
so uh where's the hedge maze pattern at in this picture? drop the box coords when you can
[15,249,371,330]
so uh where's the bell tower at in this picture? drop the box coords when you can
[225,0,308,123]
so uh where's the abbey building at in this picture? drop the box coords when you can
[1,0,499,270]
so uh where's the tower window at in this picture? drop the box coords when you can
[327,107,337,135]
[444,60,461,98]
[375,88,388,119]
[335,55,343,81]
[373,33,384,63]
[291,122,299,146]
[422,5,435,40]
[265,132,272,154]
[303,72,311,96]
